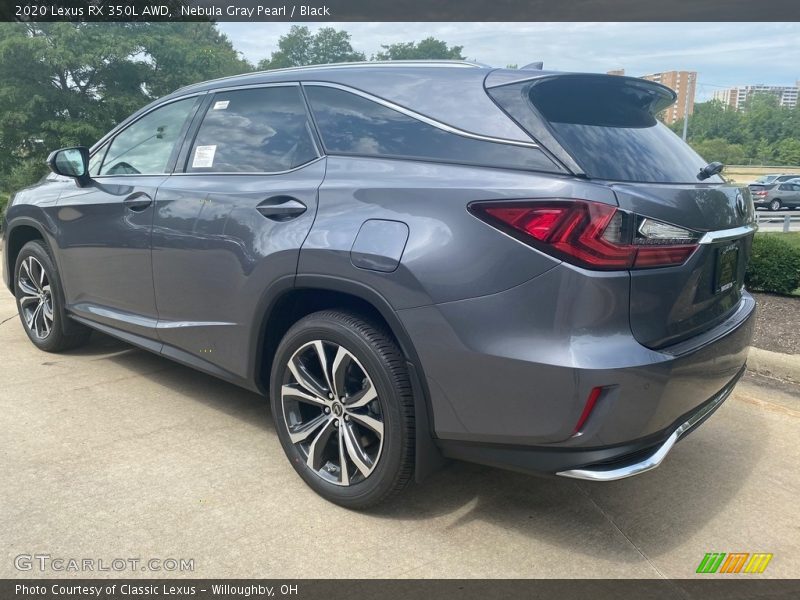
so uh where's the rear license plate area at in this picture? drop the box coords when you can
[714,242,739,294]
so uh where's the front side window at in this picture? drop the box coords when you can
[100,98,197,176]
[186,86,317,173]
[304,85,558,172]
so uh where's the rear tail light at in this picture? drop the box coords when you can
[471,199,700,270]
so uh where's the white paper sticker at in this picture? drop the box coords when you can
[192,145,216,168]
[213,100,230,110]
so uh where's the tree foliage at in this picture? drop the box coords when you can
[256,26,365,70]
[374,37,464,61]
[0,22,251,213]
[672,96,800,165]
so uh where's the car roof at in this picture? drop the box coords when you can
[167,61,537,143]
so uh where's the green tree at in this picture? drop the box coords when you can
[257,26,365,70]
[0,22,250,213]
[374,37,464,61]
[690,138,747,165]
[775,138,800,165]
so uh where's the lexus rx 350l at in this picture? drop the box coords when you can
[2,62,756,508]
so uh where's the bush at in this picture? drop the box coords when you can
[745,234,800,295]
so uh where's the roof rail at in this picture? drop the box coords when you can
[174,60,489,94]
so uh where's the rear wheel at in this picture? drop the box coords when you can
[270,310,414,508]
[14,241,91,352]
[769,198,782,211]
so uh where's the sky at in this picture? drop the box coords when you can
[218,22,800,101]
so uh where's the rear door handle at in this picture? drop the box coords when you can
[256,196,307,221]
[123,192,153,212]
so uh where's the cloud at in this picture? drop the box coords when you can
[218,22,800,100]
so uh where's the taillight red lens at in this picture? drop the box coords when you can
[472,200,699,270]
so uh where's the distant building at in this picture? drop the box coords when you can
[640,71,697,125]
[713,84,799,110]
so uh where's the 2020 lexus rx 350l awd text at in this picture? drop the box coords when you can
[2,62,756,507]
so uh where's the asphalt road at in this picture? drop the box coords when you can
[1,282,799,579]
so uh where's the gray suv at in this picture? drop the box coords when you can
[2,62,756,508]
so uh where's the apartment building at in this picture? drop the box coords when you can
[713,84,799,110]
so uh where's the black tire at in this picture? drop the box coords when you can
[13,240,91,352]
[270,309,414,509]
[769,199,782,211]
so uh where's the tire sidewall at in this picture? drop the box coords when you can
[270,315,407,507]
[14,241,68,352]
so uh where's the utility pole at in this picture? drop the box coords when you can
[682,72,694,141]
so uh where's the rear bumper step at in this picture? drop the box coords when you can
[555,366,743,481]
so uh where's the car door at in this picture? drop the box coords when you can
[55,96,202,341]
[151,84,324,381]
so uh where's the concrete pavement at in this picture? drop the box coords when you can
[1,282,799,579]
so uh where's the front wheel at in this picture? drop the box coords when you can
[769,199,782,211]
[14,240,91,352]
[270,310,414,508]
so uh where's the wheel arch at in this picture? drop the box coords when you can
[4,220,50,293]
[251,274,446,482]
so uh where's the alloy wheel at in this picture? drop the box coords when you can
[17,256,54,340]
[281,340,384,486]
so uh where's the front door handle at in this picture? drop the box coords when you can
[256,196,307,221]
[123,192,153,212]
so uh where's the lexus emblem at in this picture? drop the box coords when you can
[735,192,746,217]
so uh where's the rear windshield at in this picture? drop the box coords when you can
[749,184,773,191]
[495,76,722,184]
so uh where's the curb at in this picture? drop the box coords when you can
[748,347,800,384]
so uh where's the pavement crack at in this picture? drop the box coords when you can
[0,313,17,326]
[572,482,689,596]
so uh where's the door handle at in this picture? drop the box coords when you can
[123,192,153,212]
[256,196,307,221]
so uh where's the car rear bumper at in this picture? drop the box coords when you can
[397,264,755,476]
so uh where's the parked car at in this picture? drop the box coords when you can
[752,174,800,185]
[2,62,756,508]
[750,182,800,210]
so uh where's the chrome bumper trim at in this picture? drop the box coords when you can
[556,376,739,482]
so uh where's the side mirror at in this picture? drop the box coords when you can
[47,147,91,186]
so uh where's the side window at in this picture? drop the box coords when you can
[779,184,790,191]
[304,85,558,172]
[100,98,197,176]
[88,144,108,176]
[186,86,317,173]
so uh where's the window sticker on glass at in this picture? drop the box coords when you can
[213,101,230,110]
[192,145,217,168]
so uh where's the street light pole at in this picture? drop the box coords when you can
[682,72,694,141]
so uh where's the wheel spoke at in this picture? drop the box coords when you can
[346,380,378,409]
[37,305,50,337]
[42,300,54,321]
[306,419,337,471]
[343,421,373,477]
[25,302,41,330]
[287,412,329,444]
[313,340,335,397]
[19,293,39,307]
[331,345,352,400]
[281,384,329,409]
[18,279,38,298]
[338,425,350,486]
[347,411,384,438]
[287,356,329,401]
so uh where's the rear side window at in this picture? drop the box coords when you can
[491,76,722,184]
[187,86,317,173]
[304,85,560,173]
